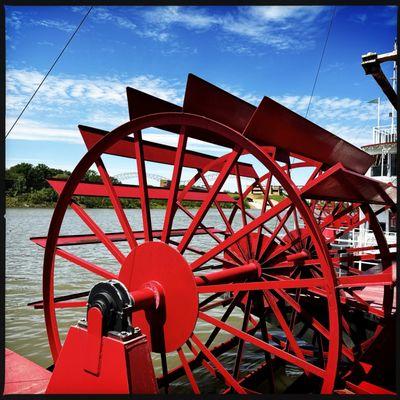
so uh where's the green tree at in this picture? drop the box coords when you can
[28,188,58,205]
[84,170,102,183]
[31,163,52,190]
[53,172,71,180]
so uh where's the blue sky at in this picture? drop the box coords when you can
[5,5,398,183]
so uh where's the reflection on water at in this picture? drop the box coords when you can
[6,208,301,393]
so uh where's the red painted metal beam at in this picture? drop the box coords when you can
[31,227,223,248]
[127,86,182,120]
[337,272,393,288]
[47,179,235,203]
[301,163,393,205]
[126,76,298,164]
[243,96,373,174]
[79,125,257,179]
[28,290,89,310]
[127,75,255,152]
[195,262,259,286]
[345,380,396,395]
[183,74,255,136]
[197,277,326,293]
[198,312,326,378]
[126,75,373,176]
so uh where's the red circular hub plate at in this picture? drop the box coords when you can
[118,242,198,353]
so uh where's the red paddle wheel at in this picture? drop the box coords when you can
[29,74,396,394]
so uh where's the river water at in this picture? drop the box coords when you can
[6,207,299,393]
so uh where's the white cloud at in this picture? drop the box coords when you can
[91,8,170,42]
[95,8,137,30]
[323,123,370,146]
[142,6,327,51]
[6,68,183,120]
[5,117,227,157]
[6,118,82,143]
[350,14,367,24]
[323,62,344,72]
[37,40,54,46]
[71,6,87,14]
[380,6,397,26]
[245,6,324,22]
[6,11,23,30]
[82,6,329,51]
[272,94,385,123]
[144,6,219,29]
[29,18,75,32]
[6,68,388,151]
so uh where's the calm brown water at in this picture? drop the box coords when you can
[6,207,299,393]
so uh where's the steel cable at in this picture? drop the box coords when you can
[5,6,93,139]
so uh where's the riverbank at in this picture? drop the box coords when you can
[6,163,254,209]
[6,195,248,209]
[247,193,284,209]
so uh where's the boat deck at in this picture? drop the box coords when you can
[4,348,51,394]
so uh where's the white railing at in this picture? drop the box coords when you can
[373,125,397,144]
[325,226,396,247]
[324,226,396,273]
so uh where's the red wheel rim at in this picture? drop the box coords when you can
[42,112,341,393]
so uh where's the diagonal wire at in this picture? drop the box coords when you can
[305,6,336,119]
[5,6,93,139]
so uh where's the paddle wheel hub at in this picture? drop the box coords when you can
[119,241,199,353]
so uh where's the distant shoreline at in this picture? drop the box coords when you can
[5,197,248,210]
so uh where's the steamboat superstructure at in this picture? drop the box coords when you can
[360,40,397,244]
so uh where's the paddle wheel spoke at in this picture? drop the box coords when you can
[168,239,238,267]
[234,165,252,257]
[232,293,252,379]
[160,351,169,394]
[69,201,125,264]
[178,149,242,254]
[262,290,308,364]
[272,289,330,338]
[255,175,272,259]
[227,171,269,224]
[284,288,301,352]
[191,197,292,270]
[96,158,137,250]
[133,130,152,241]
[162,130,188,243]
[232,198,281,245]
[307,163,323,184]
[176,151,235,203]
[177,348,200,394]
[55,248,118,280]
[198,171,248,260]
[49,301,87,309]
[259,205,294,262]
[272,288,355,361]
[185,339,218,378]
[204,291,247,349]
[199,292,226,309]
[176,203,244,265]
[253,291,277,392]
[190,334,247,393]
[199,312,326,378]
